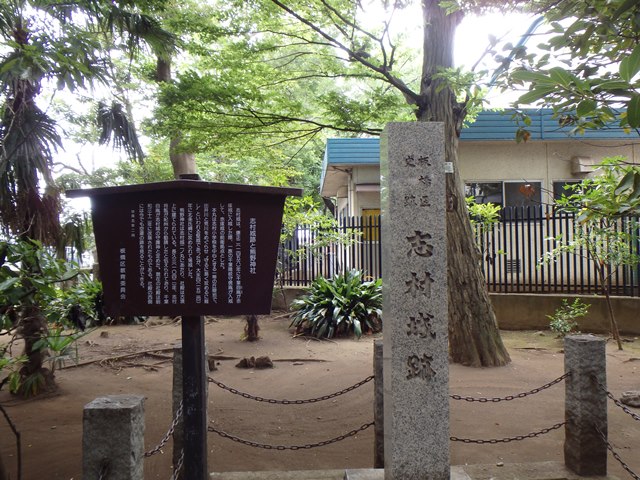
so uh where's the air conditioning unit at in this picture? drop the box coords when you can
[570,156,597,174]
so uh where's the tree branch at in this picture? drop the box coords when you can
[258,72,383,89]
[268,0,420,104]
[168,106,382,137]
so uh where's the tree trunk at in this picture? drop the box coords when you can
[156,58,197,178]
[419,0,510,366]
[244,314,260,342]
[596,264,623,350]
[603,288,623,350]
[17,306,55,396]
[170,135,197,178]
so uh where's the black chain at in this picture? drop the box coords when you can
[144,401,183,457]
[208,375,374,404]
[595,425,640,480]
[97,460,110,480]
[170,450,184,480]
[450,422,566,444]
[0,403,21,480]
[208,421,374,450]
[450,373,570,403]
[592,377,640,422]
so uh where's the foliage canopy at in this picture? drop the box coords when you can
[499,0,640,132]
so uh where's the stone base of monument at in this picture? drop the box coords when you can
[209,462,619,480]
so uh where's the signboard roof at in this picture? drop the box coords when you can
[66,180,302,199]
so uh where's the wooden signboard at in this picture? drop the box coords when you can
[67,180,302,317]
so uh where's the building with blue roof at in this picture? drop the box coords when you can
[320,109,639,218]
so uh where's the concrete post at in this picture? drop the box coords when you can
[83,395,145,480]
[373,339,384,469]
[172,342,184,480]
[380,123,449,480]
[564,334,608,476]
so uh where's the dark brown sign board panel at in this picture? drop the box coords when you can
[67,180,302,317]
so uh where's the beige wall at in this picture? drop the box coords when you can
[491,293,640,335]
[351,166,380,215]
[337,138,640,217]
[345,139,640,211]
[458,139,639,203]
[353,165,380,184]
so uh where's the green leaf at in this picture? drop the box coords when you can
[353,319,362,339]
[31,338,48,351]
[317,322,328,338]
[615,171,636,195]
[576,99,597,117]
[613,0,639,18]
[59,269,79,283]
[596,80,630,91]
[517,87,556,105]
[0,277,20,292]
[620,44,640,82]
[627,94,640,128]
[548,67,575,88]
[511,70,553,84]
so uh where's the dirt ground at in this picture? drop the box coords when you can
[0,315,639,480]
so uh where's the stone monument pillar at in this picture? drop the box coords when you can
[380,122,449,480]
[564,334,607,476]
[373,339,384,469]
[83,395,145,480]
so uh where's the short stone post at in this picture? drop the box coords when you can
[373,339,384,469]
[83,395,145,480]
[564,334,608,476]
[172,342,184,480]
[381,122,449,479]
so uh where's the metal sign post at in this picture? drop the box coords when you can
[182,315,208,479]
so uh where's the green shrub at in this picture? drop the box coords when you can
[290,270,382,339]
[547,298,590,336]
[0,239,100,395]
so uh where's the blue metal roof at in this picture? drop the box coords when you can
[320,137,380,190]
[461,109,632,141]
[324,137,380,165]
[323,109,636,169]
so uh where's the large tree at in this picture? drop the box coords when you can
[150,8,409,173]
[0,0,174,394]
[0,0,176,242]
[153,0,513,366]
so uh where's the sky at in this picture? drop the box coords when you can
[454,12,542,106]
[362,2,544,107]
[455,12,541,68]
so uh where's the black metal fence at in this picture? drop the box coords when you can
[279,215,381,287]
[277,207,640,297]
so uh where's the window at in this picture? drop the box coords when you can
[504,181,541,208]
[465,181,541,208]
[465,182,503,208]
[465,181,542,219]
[553,181,581,200]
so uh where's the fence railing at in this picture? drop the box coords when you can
[79,335,639,479]
[277,207,640,297]
[278,214,382,287]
